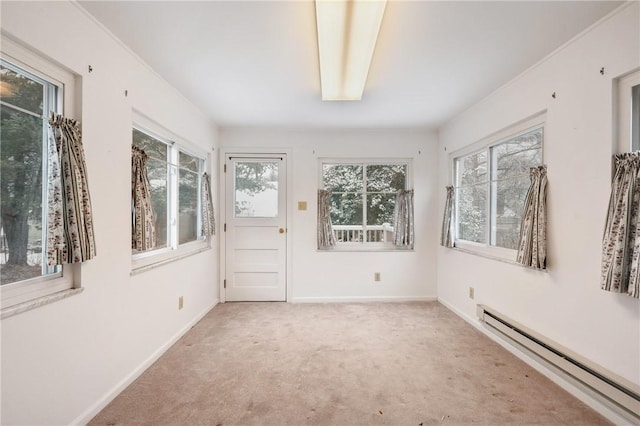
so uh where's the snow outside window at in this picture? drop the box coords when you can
[453,119,543,261]
[320,160,410,250]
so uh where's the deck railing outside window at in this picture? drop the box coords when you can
[332,224,394,243]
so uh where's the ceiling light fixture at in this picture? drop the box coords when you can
[315,0,387,101]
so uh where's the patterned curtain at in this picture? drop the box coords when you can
[601,153,640,298]
[440,185,455,248]
[201,172,216,237]
[516,165,547,270]
[317,189,336,249]
[131,146,157,251]
[393,189,414,249]
[47,113,96,264]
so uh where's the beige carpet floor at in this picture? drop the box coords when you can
[90,302,609,425]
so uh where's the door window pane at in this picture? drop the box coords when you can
[234,161,279,218]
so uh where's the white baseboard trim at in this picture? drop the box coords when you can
[437,297,634,426]
[292,296,437,303]
[71,299,218,425]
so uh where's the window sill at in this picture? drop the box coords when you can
[131,240,212,275]
[454,240,516,260]
[449,245,548,272]
[1,287,84,320]
[317,245,414,253]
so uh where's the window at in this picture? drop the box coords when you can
[453,120,543,258]
[131,124,206,269]
[321,160,409,248]
[1,39,77,313]
[633,83,639,151]
[617,70,640,152]
[234,161,279,218]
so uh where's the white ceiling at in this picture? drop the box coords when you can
[79,1,622,129]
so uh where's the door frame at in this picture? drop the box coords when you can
[219,147,293,303]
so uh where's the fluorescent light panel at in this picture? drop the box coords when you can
[315,0,387,101]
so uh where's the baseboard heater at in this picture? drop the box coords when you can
[477,305,640,422]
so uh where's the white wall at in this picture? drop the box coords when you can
[220,129,438,302]
[437,3,640,386]
[3,0,636,424]
[1,2,220,425]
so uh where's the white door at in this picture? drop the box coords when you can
[225,155,287,301]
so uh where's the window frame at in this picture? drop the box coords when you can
[615,69,640,153]
[451,113,545,261]
[1,36,78,315]
[319,158,412,251]
[131,113,209,273]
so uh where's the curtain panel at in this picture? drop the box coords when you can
[201,172,216,237]
[46,113,96,265]
[440,185,455,248]
[393,189,414,249]
[601,153,640,299]
[317,189,336,249]
[131,146,157,251]
[516,165,547,270]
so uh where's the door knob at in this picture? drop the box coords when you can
[279,228,285,234]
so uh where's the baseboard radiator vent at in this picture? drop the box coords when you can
[477,305,640,422]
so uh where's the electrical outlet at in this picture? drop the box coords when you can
[469,287,475,299]
[178,296,184,310]
[374,272,381,282]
